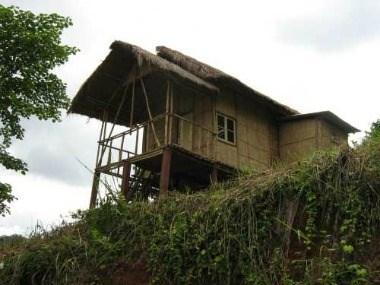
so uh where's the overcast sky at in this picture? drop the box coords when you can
[1,0,380,235]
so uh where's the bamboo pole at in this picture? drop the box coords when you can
[95,113,105,167]
[168,83,174,144]
[108,140,112,165]
[135,127,140,155]
[130,80,135,128]
[117,133,125,175]
[140,78,160,147]
[164,81,170,145]
[89,111,107,208]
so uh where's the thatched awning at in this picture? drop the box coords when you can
[69,41,218,125]
[281,111,360,133]
[156,46,298,117]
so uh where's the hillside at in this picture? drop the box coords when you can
[1,122,380,285]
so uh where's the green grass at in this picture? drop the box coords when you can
[1,121,380,285]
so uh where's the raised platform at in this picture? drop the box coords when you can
[129,144,236,190]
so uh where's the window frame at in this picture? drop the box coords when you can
[216,112,237,146]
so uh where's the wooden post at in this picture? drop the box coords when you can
[135,127,140,155]
[211,163,218,184]
[89,172,100,208]
[129,80,135,128]
[164,81,170,145]
[121,160,131,201]
[118,134,125,175]
[159,147,172,195]
[168,83,174,144]
[89,111,107,209]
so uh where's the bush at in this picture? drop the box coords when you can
[1,122,380,284]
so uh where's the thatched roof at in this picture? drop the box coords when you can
[109,41,219,92]
[71,41,358,133]
[156,46,298,116]
[69,41,218,124]
[281,111,359,133]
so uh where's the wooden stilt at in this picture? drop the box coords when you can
[89,172,100,208]
[121,160,131,201]
[160,147,172,195]
[211,163,218,184]
[89,111,107,209]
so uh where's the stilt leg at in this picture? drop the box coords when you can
[160,148,172,195]
[121,160,131,201]
[211,164,218,184]
[89,172,100,208]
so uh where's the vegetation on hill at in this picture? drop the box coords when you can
[1,120,380,285]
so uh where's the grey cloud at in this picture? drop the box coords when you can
[278,0,380,51]
[9,115,99,187]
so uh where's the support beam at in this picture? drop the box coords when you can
[121,160,131,201]
[89,111,107,209]
[89,172,100,208]
[168,82,174,144]
[129,80,135,128]
[164,81,170,145]
[211,163,218,184]
[159,147,172,195]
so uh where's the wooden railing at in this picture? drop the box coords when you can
[170,113,217,159]
[95,112,217,176]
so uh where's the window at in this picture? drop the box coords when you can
[217,113,236,144]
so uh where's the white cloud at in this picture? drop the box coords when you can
[278,0,380,51]
[0,173,89,236]
[8,116,98,187]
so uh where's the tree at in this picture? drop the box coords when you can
[0,5,78,215]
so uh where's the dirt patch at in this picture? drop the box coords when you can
[110,260,151,285]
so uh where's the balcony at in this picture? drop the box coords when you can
[94,112,219,180]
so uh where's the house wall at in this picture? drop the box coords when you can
[143,80,349,169]
[318,120,348,149]
[279,119,318,163]
[215,91,278,170]
[279,118,348,163]
[192,93,214,158]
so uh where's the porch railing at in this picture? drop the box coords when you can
[95,112,217,176]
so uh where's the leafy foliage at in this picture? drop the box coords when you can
[0,5,78,214]
[1,123,380,284]
[0,182,15,216]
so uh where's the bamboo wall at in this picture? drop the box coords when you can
[318,120,348,149]
[279,119,348,163]
[279,119,318,163]
[215,92,278,170]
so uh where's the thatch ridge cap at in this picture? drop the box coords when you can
[156,45,299,116]
[109,41,218,92]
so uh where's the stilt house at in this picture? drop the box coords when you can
[69,41,359,207]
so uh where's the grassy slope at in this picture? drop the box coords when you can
[1,126,380,285]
